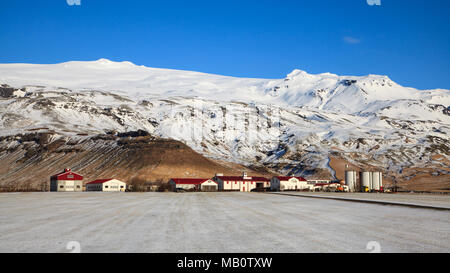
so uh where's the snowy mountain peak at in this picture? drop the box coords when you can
[59,58,137,68]
[93,58,136,66]
[287,69,308,78]
[0,60,449,188]
[0,59,448,112]
[95,58,114,64]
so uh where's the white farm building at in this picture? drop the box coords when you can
[213,173,270,192]
[270,176,312,191]
[86,179,127,192]
[50,168,83,192]
[169,178,218,192]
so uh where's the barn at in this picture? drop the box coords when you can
[213,173,270,192]
[86,179,126,192]
[50,168,83,192]
[270,176,312,191]
[169,178,218,192]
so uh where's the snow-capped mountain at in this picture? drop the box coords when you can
[0,59,449,190]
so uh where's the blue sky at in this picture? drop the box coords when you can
[0,0,449,90]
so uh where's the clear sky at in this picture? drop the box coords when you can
[0,0,449,90]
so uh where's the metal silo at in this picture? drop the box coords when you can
[345,170,357,192]
[360,171,371,192]
[373,172,383,191]
[372,172,381,191]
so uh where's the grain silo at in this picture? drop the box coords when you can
[371,172,383,191]
[360,171,372,192]
[372,172,381,191]
[345,170,357,192]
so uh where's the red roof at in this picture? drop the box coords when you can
[274,176,307,181]
[86,179,113,185]
[214,176,269,182]
[51,169,83,180]
[170,178,217,185]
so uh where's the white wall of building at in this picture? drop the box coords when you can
[218,179,269,192]
[200,180,218,191]
[56,180,83,192]
[177,184,197,190]
[170,179,218,191]
[201,180,216,186]
[102,179,126,192]
[86,179,126,192]
[307,180,331,184]
[271,177,312,191]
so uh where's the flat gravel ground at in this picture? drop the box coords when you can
[271,192,450,209]
[0,192,448,253]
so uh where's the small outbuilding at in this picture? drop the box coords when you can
[270,176,311,191]
[50,168,83,192]
[86,179,126,192]
[169,178,218,192]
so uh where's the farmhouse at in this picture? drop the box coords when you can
[213,173,270,192]
[86,179,126,192]
[50,168,83,192]
[169,178,218,192]
[270,176,311,191]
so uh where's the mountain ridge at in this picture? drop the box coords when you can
[0,59,449,191]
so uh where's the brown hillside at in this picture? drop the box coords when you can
[0,132,273,190]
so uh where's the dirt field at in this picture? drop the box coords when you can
[0,192,448,253]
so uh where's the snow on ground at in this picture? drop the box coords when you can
[0,192,448,253]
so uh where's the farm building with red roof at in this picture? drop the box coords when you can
[213,173,270,192]
[169,178,218,192]
[270,176,312,191]
[50,168,83,192]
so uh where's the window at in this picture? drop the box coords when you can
[76,185,80,188]
[67,175,74,179]
[59,185,64,189]
[105,185,109,188]
[120,186,124,189]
